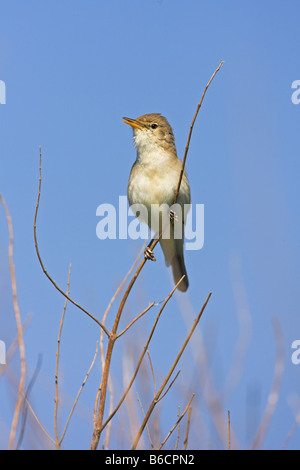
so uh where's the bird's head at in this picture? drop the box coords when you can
[122,113,176,155]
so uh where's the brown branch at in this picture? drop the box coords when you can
[156,370,181,404]
[159,394,194,450]
[174,60,224,204]
[97,244,147,448]
[131,292,212,450]
[251,316,285,449]
[178,292,240,448]
[33,147,109,336]
[59,341,98,446]
[54,263,72,449]
[101,242,149,444]
[16,354,42,449]
[91,250,179,450]
[102,240,147,323]
[92,277,186,445]
[175,407,181,450]
[136,392,154,448]
[183,404,192,450]
[116,302,155,339]
[0,195,27,450]
[147,350,157,397]
[1,321,54,446]
[21,393,55,446]
[90,267,146,449]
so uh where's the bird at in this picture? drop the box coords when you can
[123,113,191,292]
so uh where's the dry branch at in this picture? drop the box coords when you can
[91,276,186,449]
[183,404,192,450]
[33,149,109,336]
[174,60,224,204]
[131,292,211,450]
[251,316,284,449]
[0,194,26,450]
[54,263,72,449]
[159,394,194,449]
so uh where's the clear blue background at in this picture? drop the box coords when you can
[0,0,300,450]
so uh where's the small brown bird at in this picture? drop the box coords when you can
[123,113,191,292]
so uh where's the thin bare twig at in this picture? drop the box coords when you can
[137,392,154,448]
[0,195,27,450]
[98,241,148,449]
[178,292,240,449]
[175,407,181,450]
[147,351,157,397]
[0,315,31,379]
[33,147,109,336]
[251,316,284,449]
[91,276,185,450]
[59,341,99,446]
[93,249,155,442]
[101,375,114,450]
[16,354,42,449]
[54,263,72,449]
[21,393,55,446]
[174,60,224,204]
[282,394,300,449]
[131,292,212,450]
[116,302,155,339]
[94,277,186,441]
[159,394,194,450]
[156,370,181,403]
[183,405,192,450]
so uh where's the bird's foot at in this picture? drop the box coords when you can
[169,209,178,223]
[144,247,156,262]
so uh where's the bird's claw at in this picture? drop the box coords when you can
[144,247,156,262]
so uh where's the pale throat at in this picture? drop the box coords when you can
[133,131,176,168]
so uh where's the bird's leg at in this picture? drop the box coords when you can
[144,238,156,262]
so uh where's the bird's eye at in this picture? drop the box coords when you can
[151,123,158,129]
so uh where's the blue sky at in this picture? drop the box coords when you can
[0,1,300,450]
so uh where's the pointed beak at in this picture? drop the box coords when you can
[122,117,147,130]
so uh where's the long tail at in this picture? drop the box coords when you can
[160,235,189,292]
